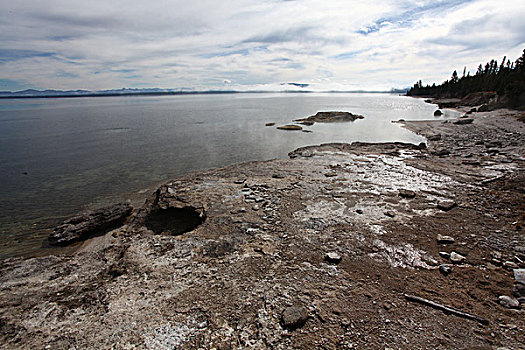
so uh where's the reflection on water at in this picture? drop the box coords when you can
[0,93,459,258]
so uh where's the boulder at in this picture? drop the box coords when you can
[439,265,452,276]
[449,252,466,264]
[498,295,520,309]
[49,202,133,246]
[281,305,309,329]
[437,200,457,211]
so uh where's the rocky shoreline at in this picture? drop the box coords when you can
[1,105,524,349]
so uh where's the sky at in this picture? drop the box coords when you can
[1,0,524,92]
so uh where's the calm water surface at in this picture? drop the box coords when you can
[0,93,459,258]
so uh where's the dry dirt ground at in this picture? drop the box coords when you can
[0,108,524,349]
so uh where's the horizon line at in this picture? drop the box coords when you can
[0,88,409,99]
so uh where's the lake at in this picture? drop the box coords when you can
[0,93,458,258]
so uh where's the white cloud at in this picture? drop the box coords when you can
[0,0,524,91]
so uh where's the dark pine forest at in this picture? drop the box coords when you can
[407,49,525,108]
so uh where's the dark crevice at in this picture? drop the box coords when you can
[144,207,204,235]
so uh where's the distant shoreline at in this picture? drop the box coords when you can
[0,90,406,100]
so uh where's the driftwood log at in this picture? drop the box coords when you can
[404,294,489,325]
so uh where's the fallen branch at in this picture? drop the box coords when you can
[404,294,489,325]
[478,174,505,185]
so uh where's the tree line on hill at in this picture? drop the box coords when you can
[407,49,525,108]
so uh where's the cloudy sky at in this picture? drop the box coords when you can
[1,0,524,91]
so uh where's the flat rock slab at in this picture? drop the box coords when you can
[294,111,364,125]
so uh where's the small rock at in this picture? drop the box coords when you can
[234,178,246,184]
[281,305,309,329]
[398,189,416,199]
[434,149,450,156]
[514,269,525,284]
[325,252,342,264]
[453,118,473,125]
[436,234,455,244]
[439,251,450,259]
[384,211,396,218]
[230,207,246,214]
[437,200,457,211]
[252,205,260,211]
[485,141,502,148]
[450,252,466,264]
[503,261,519,269]
[513,282,525,301]
[439,265,452,276]
[265,122,275,126]
[498,295,520,309]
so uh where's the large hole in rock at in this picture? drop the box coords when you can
[144,207,204,235]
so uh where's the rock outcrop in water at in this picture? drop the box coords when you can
[276,124,303,131]
[294,111,364,125]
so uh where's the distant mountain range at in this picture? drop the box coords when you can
[0,86,409,98]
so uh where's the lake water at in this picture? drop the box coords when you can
[0,93,459,258]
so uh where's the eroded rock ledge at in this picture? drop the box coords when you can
[49,202,133,246]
